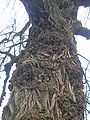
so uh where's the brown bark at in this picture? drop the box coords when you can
[2,0,85,120]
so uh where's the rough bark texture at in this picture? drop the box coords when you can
[2,0,86,120]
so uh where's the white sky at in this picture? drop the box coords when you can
[0,1,90,119]
[76,6,90,120]
[0,0,29,119]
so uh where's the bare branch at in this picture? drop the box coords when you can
[0,56,18,106]
[78,0,90,7]
[6,40,27,49]
[0,50,14,59]
[10,20,30,41]
[0,38,9,44]
[0,61,13,106]
[75,27,90,40]
[78,53,90,63]
[74,21,90,40]
[77,53,90,117]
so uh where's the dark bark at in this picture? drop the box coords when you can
[2,0,86,120]
[78,0,90,7]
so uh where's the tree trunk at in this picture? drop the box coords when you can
[2,0,85,120]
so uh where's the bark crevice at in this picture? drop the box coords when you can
[2,0,85,120]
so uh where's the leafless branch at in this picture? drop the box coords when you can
[78,53,90,63]
[10,20,30,41]
[0,19,30,106]
[74,21,90,40]
[0,55,18,106]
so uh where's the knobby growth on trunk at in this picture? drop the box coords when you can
[2,0,90,120]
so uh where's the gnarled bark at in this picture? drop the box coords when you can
[2,0,86,120]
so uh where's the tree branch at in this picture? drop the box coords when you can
[0,38,9,44]
[0,56,18,106]
[78,0,90,7]
[10,20,30,41]
[73,21,90,40]
[75,27,90,40]
[0,61,12,106]
[78,53,90,63]
[0,50,14,59]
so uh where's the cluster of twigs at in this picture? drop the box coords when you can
[77,54,90,120]
[0,20,30,106]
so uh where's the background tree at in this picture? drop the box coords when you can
[0,0,90,120]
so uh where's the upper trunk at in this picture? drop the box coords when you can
[2,0,85,120]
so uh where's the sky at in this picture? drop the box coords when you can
[0,0,90,119]
[0,0,29,119]
[76,6,90,120]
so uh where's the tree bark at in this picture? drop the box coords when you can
[2,0,85,120]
